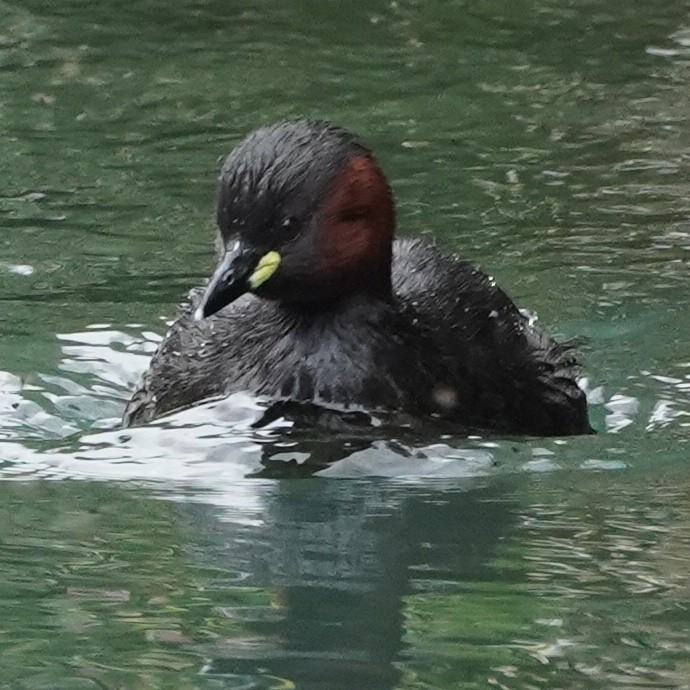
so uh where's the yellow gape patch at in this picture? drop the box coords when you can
[249,251,281,289]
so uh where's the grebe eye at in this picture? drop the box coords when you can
[280,216,301,240]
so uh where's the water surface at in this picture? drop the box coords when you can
[1,0,690,687]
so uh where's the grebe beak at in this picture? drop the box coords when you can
[195,244,282,320]
[195,243,256,319]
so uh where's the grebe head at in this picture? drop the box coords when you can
[197,120,395,318]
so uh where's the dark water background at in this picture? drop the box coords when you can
[1,1,690,688]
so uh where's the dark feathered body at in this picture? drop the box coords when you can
[123,238,590,435]
[123,120,592,435]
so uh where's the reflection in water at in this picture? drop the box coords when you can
[180,479,517,689]
[2,472,690,689]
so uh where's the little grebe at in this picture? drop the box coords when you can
[123,120,592,435]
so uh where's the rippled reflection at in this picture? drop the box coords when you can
[2,470,690,689]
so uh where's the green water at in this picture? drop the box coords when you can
[1,0,690,687]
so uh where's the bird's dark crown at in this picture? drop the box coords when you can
[216,120,364,247]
